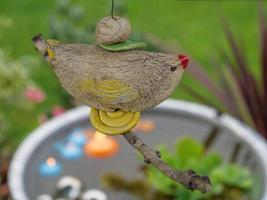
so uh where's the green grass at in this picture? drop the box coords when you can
[0,0,262,62]
[0,0,264,143]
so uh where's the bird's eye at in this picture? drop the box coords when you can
[170,66,177,72]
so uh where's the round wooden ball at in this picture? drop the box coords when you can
[95,16,132,45]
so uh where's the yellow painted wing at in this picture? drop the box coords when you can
[77,79,138,104]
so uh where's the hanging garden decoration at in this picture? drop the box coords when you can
[32,0,210,193]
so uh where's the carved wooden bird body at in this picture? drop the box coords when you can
[33,36,188,112]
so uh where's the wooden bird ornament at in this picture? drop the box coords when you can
[32,15,213,194]
[33,16,189,135]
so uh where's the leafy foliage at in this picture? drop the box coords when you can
[103,137,254,200]
[0,50,38,151]
[0,51,30,106]
[49,0,95,43]
[182,12,267,138]
[146,137,253,200]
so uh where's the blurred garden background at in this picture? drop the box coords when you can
[1,0,267,199]
[0,0,265,153]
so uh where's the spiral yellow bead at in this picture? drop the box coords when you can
[90,108,141,135]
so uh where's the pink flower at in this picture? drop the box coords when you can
[52,105,65,117]
[25,87,46,103]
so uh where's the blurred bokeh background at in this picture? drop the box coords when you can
[1,0,267,198]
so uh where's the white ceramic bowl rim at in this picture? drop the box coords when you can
[8,99,267,200]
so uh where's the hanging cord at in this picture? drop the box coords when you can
[111,0,115,19]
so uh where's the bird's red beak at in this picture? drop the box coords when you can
[178,54,189,69]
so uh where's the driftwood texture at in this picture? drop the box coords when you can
[124,132,212,193]
[33,36,184,112]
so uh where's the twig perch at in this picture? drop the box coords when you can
[123,131,212,193]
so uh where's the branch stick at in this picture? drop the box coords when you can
[123,131,212,193]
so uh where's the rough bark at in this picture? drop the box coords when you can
[123,132,212,193]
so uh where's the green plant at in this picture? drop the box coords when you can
[103,137,254,200]
[146,137,253,200]
[0,50,48,199]
[0,50,38,149]
[182,11,267,139]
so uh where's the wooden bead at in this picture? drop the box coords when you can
[95,16,131,45]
